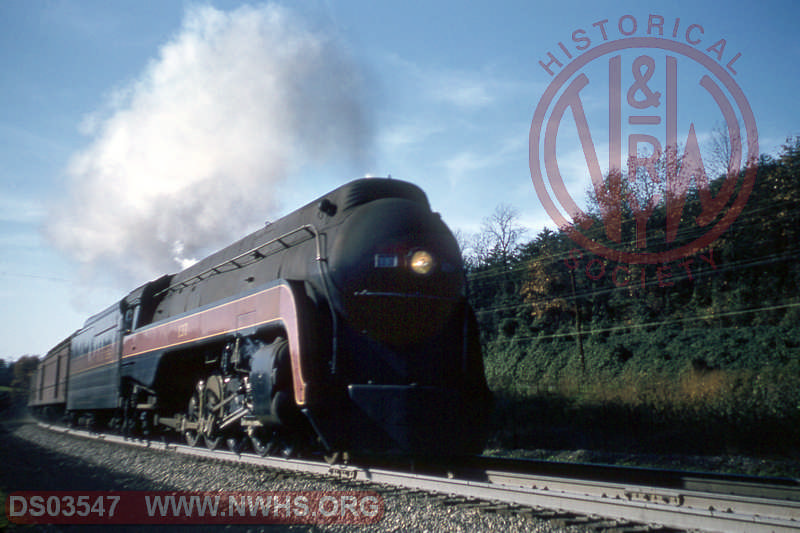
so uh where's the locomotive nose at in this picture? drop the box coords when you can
[328,197,465,345]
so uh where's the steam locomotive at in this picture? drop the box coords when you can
[29,178,490,461]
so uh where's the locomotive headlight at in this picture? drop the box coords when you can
[409,250,435,275]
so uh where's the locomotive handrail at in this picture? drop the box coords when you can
[157,224,324,296]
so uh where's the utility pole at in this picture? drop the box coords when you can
[569,269,586,375]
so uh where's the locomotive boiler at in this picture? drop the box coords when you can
[30,178,491,461]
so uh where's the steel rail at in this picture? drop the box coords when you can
[37,423,800,532]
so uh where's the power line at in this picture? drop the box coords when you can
[468,245,800,315]
[0,271,70,283]
[486,301,800,345]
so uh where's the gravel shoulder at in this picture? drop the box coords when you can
[1,420,574,533]
[486,447,800,479]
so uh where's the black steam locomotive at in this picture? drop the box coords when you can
[30,178,490,460]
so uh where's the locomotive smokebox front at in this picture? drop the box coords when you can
[327,196,466,346]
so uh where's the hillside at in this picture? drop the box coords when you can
[468,138,800,458]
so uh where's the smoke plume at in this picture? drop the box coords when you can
[47,4,372,285]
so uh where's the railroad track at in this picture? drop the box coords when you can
[37,422,800,532]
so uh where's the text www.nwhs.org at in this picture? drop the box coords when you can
[7,491,384,525]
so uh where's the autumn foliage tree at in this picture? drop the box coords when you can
[467,137,800,382]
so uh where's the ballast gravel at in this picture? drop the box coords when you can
[1,421,583,533]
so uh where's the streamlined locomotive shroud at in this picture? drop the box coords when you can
[29,178,490,458]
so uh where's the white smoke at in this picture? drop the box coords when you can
[47,4,372,285]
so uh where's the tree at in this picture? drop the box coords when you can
[11,355,39,402]
[519,228,572,321]
[476,203,527,267]
[0,359,12,387]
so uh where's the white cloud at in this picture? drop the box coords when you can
[442,150,487,177]
[379,121,444,151]
[382,53,531,111]
[440,133,527,187]
[46,4,373,285]
[0,194,45,224]
[429,74,495,108]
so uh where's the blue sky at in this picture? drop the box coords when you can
[1,0,798,359]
